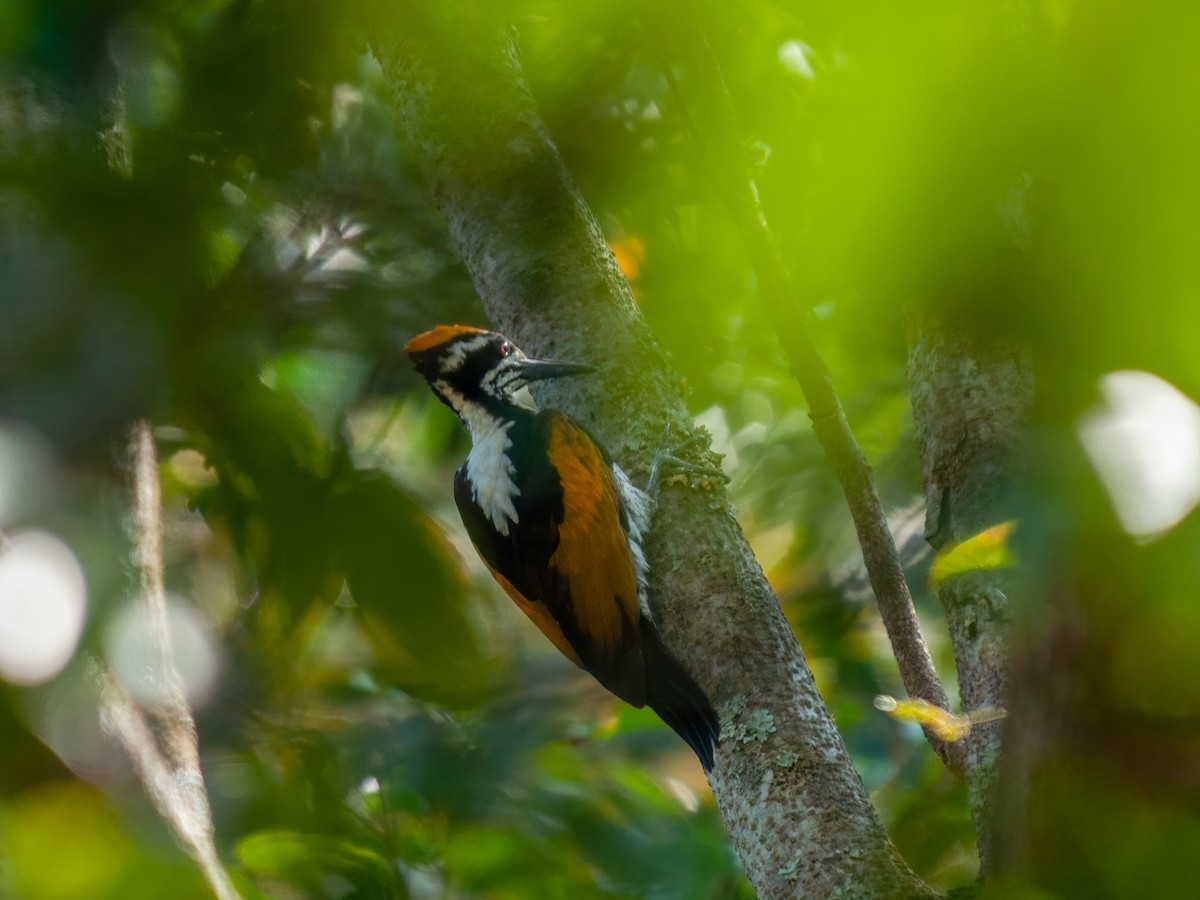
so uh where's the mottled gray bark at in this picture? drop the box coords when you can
[907,314,1033,871]
[372,11,935,898]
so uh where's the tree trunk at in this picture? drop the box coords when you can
[371,8,936,897]
[907,311,1033,871]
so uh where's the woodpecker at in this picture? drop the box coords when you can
[406,324,718,771]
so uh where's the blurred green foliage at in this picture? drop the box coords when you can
[1,0,1198,897]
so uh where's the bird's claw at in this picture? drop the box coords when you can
[647,433,729,494]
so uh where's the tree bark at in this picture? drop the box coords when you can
[371,9,936,898]
[907,313,1033,871]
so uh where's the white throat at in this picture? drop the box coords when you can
[437,381,522,536]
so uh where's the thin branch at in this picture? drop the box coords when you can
[104,420,239,900]
[130,420,201,775]
[97,664,238,900]
[661,25,964,775]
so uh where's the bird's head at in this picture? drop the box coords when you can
[405,325,594,419]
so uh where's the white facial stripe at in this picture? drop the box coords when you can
[480,359,524,399]
[440,334,492,373]
[460,401,521,536]
[511,384,538,411]
[434,380,465,411]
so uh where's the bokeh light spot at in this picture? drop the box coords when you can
[778,40,816,81]
[608,236,644,282]
[105,595,219,709]
[1078,370,1200,540]
[0,531,88,685]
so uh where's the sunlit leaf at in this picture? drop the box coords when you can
[874,695,1007,742]
[929,521,1017,588]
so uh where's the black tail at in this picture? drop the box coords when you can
[640,620,719,772]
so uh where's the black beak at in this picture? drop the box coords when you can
[518,357,596,382]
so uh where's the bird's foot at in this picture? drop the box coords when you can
[647,432,729,495]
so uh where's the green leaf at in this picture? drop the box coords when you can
[332,470,491,706]
[236,829,405,897]
[1,783,209,900]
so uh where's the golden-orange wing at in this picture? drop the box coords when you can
[482,560,583,666]
[543,413,642,659]
[453,410,644,700]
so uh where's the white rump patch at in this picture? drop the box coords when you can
[612,463,653,615]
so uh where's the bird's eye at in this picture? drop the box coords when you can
[500,341,512,356]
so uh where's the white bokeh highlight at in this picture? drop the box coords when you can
[1078,370,1200,540]
[0,530,88,685]
[778,39,817,81]
[105,595,219,709]
[28,667,128,782]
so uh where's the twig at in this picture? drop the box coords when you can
[662,24,964,775]
[103,420,240,899]
[97,664,238,899]
[130,420,203,777]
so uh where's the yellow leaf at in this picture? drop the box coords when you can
[929,520,1018,588]
[874,695,1007,742]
